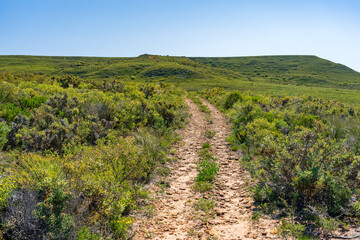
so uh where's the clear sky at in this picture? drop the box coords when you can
[1,0,360,71]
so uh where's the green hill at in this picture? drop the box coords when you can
[0,54,240,84]
[2,54,360,104]
[191,55,360,89]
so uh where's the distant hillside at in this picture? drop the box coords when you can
[2,54,360,104]
[190,55,360,89]
[0,54,239,81]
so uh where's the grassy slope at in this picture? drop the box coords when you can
[191,55,360,88]
[2,54,360,105]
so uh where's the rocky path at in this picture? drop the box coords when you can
[133,98,279,240]
[202,100,279,240]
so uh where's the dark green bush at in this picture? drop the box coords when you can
[224,91,243,109]
[54,75,80,88]
[0,122,10,148]
[35,183,74,239]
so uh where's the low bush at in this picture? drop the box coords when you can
[0,122,10,149]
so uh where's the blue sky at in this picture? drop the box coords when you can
[1,0,360,71]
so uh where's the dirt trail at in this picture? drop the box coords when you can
[133,98,279,240]
[202,99,279,240]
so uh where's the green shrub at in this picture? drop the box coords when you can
[0,177,15,209]
[257,127,357,216]
[54,75,80,88]
[109,216,133,239]
[279,218,307,239]
[77,227,101,240]
[0,122,10,148]
[35,183,74,239]
[224,91,243,109]
[0,82,18,103]
[0,103,24,121]
[20,95,47,108]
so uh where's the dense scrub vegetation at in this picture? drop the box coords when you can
[0,73,188,239]
[202,88,360,237]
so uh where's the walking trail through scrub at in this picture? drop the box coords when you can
[133,98,279,240]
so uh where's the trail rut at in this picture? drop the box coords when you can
[133,98,279,240]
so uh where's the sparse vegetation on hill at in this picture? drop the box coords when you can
[2,54,360,104]
[192,55,360,88]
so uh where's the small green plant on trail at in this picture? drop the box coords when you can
[251,211,261,222]
[187,228,198,238]
[202,142,211,149]
[194,138,219,195]
[205,130,216,139]
[193,197,216,225]
[194,198,215,216]
[197,158,218,183]
[204,114,213,124]
[199,104,211,114]
[194,181,213,192]
[193,141,219,226]
[196,144,219,183]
